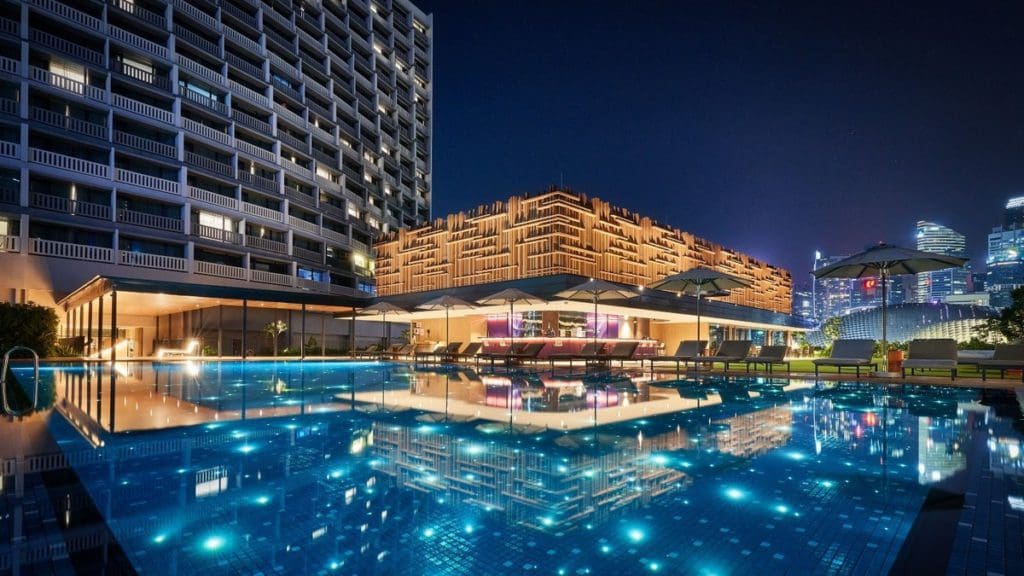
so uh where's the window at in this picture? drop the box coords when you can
[198,211,233,231]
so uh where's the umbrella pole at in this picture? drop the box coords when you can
[593,296,599,351]
[881,268,888,372]
[696,290,702,354]
[445,306,450,349]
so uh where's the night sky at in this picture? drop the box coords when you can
[414,1,1023,284]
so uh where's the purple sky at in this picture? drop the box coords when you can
[416,1,1022,283]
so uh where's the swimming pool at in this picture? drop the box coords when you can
[2,361,1022,574]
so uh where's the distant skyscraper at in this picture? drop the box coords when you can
[915,221,969,303]
[987,196,1024,308]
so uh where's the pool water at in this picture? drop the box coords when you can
[2,361,1023,575]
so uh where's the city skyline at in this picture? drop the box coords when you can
[418,1,1021,279]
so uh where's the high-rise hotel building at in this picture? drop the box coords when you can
[0,0,432,306]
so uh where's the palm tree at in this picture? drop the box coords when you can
[264,320,288,356]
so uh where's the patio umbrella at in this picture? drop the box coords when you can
[416,295,476,348]
[476,288,546,352]
[356,302,407,352]
[812,243,967,373]
[648,267,750,353]
[555,279,638,350]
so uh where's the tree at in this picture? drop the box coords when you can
[978,286,1024,342]
[0,302,59,357]
[822,316,843,344]
[264,320,288,356]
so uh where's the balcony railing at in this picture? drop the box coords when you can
[29,238,112,263]
[29,28,103,65]
[226,52,263,80]
[113,60,170,90]
[173,24,219,57]
[238,171,278,193]
[181,88,229,116]
[277,130,308,153]
[228,80,269,107]
[288,215,319,235]
[236,139,277,163]
[30,192,111,220]
[30,107,108,139]
[244,235,288,254]
[183,117,233,146]
[120,250,188,272]
[274,102,305,127]
[194,260,247,280]
[224,23,262,54]
[172,0,220,31]
[29,0,102,31]
[242,201,284,222]
[250,269,293,286]
[118,208,183,232]
[110,0,166,28]
[292,245,322,263]
[279,157,311,177]
[285,185,317,208]
[222,4,259,32]
[320,227,348,245]
[0,141,19,159]
[185,152,234,177]
[176,54,225,86]
[188,185,238,209]
[232,108,272,134]
[29,148,110,178]
[0,55,20,76]
[111,93,174,124]
[0,235,19,253]
[115,168,179,194]
[194,223,242,245]
[109,25,168,59]
[30,66,107,103]
[114,130,178,158]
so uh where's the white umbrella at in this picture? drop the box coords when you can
[555,279,638,350]
[356,302,407,352]
[416,295,476,348]
[476,288,546,351]
[813,243,967,372]
[648,267,750,352]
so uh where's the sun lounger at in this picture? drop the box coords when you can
[548,342,603,369]
[966,343,1024,382]
[902,338,958,380]
[413,343,444,363]
[509,342,546,364]
[744,345,791,375]
[479,343,522,367]
[449,342,483,363]
[812,339,877,377]
[690,340,752,372]
[353,344,382,359]
[647,340,707,375]
[595,341,640,367]
[387,344,414,359]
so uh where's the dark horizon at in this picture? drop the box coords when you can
[415,1,1022,282]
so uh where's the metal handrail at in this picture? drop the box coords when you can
[2,346,40,416]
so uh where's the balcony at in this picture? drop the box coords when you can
[284,185,317,208]
[29,0,102,30]
[111,93,174,124]
[109,25,169,60]
[250,268,293,286]
[118,208,183,232]
[113,60,170,91]
[238,171,278,194]
[288,215,319,235]
[194,223,242,245]
[188,185,238,209]
[31,107,108,140]
[114,130,178,159]
[242,201,284,222]
[280,157,312,178]
[120,250,188,271]
[292,245,322,263]
[194,260,247,280]
[262,4,294,31]
[176,54,226,87]
[115,168,179,194]
[185,151,234,177]
[0,55,19,77]
[232,108,272,134]
[181,88,229,116]
[321,227,348,245]
[29,237,112,263]
[0,141,20,160]
[173,24,220,58]
[277,130,308,154]
[110,0,166,29]
[172,0,220,32]
[29,148,110,179]
[30,192,111,220]
[236,139,277,164]
[229,80,270,107]
[244,235,288,254]
[226,52,263,80]
[183,118,233,147]
[30,66,107,103]
[224,24,262,54]
[31,29,104,65]
[222,4,259,33]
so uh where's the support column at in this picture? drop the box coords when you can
[241,299,248,360]
[109,289,117,432]
[217,305,223,357]
[320,312,326,357]
[87,300,93,357]
[350,310,356,355]
[300,303,306,359]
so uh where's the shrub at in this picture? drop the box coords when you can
[0,302,59,357]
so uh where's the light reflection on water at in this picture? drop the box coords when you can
[4,361,1023,574]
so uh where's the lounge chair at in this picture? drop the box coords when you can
[435,341,464,363]
[744,345,791,375]
[966,343,1024,382]
[595,341,640,367]
[647,340,707,376]
[479,342,521,368]
[902,338,958,380]
[413,343,443,363]
[387,344,414,360]
[449,342,483,363]
[690,340,752,372]
[353,344,382,359]
[508,342,546,364]
[548,341,603,369]
[812,339,877,377]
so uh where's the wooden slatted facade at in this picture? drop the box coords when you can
[375,190,792,313]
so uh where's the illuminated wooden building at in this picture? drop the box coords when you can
[376,189,791,314]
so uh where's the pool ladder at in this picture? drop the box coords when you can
[2,346,39,417]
